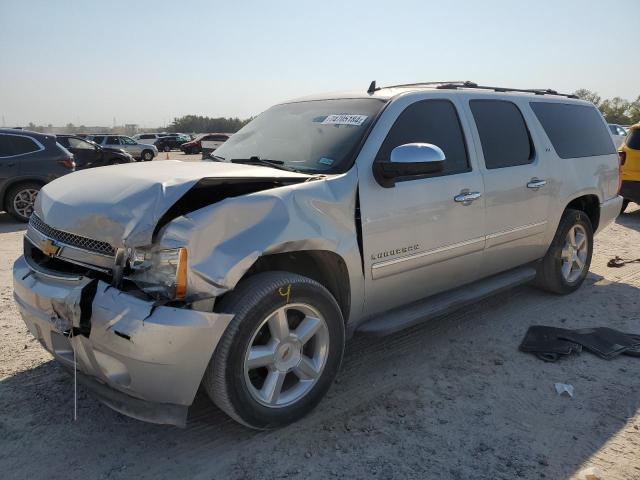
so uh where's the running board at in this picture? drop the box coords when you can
[356,265,537,337]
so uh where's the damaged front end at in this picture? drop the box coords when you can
[13,253,233,426]
[13,160,360,426]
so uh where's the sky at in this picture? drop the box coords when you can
[1,0,639,127]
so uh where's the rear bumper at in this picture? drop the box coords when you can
[621,180,640,204]
[13,255,232,426]
[597,195,623,234]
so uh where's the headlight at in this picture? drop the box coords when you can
[127,247,188,300]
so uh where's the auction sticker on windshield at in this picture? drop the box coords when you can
[321,114,368,126]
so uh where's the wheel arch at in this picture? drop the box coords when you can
[564,193,600,231]
[231,250,352,324]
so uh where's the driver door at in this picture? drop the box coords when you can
[358,97,486,316]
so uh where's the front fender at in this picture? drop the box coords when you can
[159,169,363,301]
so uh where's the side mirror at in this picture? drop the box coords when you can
[373,143,446,188]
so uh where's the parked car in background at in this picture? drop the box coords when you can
[133,133,188,144]
[609,124,627,149]
[56,135,135,169]
[0,129,75,221]
[180,133,230,154]
[619,123,640,213]
[154,135,190,152]
[12,82,622,429]
[88,135,158,161]
[200,133,231,158]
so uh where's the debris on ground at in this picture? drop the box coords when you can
[520,326,640,361]
[554,383,575,398]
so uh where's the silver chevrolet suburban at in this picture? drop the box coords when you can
[13,81,623,429]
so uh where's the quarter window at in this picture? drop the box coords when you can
[470,100,533,169]
[530,102,616,159]
[376,99,470,178]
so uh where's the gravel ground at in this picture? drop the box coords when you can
[0,198,639,480]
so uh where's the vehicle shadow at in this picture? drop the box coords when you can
[617,201,640,231]
[1,275,639,479]
[0,212,27,233]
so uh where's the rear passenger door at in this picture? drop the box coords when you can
[465,98,551,275]
[0,134,20,191]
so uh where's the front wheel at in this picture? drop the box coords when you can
[141,150,154,161]
[535,209,593,294]
[203,272,345,429]
[163,145,171,152]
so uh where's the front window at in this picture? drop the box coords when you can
[212,98,386,173]
[121,136,137,145]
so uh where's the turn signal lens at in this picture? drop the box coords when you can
[175,248,188,300]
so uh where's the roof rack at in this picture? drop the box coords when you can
[370,80,577,98]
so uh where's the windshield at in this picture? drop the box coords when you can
[211,98,386,173]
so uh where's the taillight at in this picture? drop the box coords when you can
[58,158,76,170]
[618,150,626,166]
[617,151,625,193]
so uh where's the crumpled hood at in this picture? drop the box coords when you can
[36,160,310,248]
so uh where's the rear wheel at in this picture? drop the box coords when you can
[535,209,593,294]
[163,145,171,152]
[203,271,345,429]
[6,182,41,222]
[141,150,154,161]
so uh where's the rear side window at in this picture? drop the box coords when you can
[530,102,616,158]
[376,99,469,177]
[68,137,94,150]
[627,130,640,150]
[470,100,533,169]
[92,136,105,144]
[0,134,41,156]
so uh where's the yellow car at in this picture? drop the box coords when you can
[620,123,640,213]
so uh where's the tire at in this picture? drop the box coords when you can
[535,209,593,294]
[621,199,630,214]
[141,150,154,161]
[163,145,171,152]
[203,271,345,429]
[5,182,42,222]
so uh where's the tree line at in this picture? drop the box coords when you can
[166,115,251,133]
[573,89,640,125]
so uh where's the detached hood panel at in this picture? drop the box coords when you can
[36,161,310,248]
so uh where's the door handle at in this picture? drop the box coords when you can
[454,191,482,205]
[527,178,547,189]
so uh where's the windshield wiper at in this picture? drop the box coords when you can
[230,156,298,172]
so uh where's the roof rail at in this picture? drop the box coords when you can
[381,80,474,90]
[374,80,577,99]
[435,82,577,98]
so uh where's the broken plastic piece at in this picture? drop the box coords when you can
[554,383,574,398]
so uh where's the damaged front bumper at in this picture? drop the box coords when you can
[12,255,232,427]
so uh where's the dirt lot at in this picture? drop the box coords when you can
[1,190,639,479]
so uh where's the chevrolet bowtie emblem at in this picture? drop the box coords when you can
[40,239,60,257]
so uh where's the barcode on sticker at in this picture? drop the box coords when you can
[321,114,368,126]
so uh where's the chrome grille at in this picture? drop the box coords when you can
[29,214,116,256]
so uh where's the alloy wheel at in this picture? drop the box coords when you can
[243,303,329,408]
[560,224,588,283]
[12,188,39,219]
